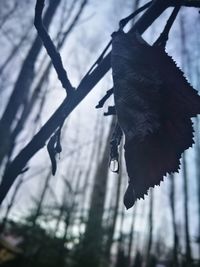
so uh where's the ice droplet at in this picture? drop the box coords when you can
[109,159,119,173]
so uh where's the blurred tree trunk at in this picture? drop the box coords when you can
[0,0,62,165]
[180,13,192,265]
[31,170,52,227]
[0,175,24,232]
[75,119,115,267]
[146,189,154,266]
[127,204,138,266]
[53,122,79,237]
[133,251,143,267]
[115,199,127,267]
[27,170,52,267]
[58,169,82,267]
[194,16,200,258]
[196,15,200,257]
[0,24,31,75]
[182,154,192,265]
[78,114,103,228]
[169,174,179,266]
[104,147,122,262]
[195,115,200,259]
[53,169,72,238]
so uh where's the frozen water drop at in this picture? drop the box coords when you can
[110,159,119,173]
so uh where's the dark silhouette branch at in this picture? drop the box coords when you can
[6,0,88,163]
[95,88,114,109]
[154,0,181,48]
[0,0,199,205]
[34,0,74,95]
[181,0,200,7]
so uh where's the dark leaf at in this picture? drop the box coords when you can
[111,30,200,208]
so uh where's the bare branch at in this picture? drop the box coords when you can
[34,0,74,95]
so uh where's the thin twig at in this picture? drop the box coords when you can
[96,88,114,109]
[85,1,151,77]
[154,0,181,47]
[34,0,74,95]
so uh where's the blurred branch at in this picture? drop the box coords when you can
[0,23,32,75]
[0,0,200,205]
[0,1,18,30]
[180,0,200,7]
[58,0,88,45]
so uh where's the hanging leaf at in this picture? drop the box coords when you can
[111,30,200,209]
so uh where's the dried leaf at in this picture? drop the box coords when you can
[111,30,200,208]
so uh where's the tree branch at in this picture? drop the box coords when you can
[0,0,199,204]
[34,0,74,95]
[180,0,200,7]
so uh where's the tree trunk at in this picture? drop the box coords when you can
[179,13,192,265]
[104,147,123,261]
[127,204,138,266]
[195,114,200,260]
[75,119,115,267]
[31,170,52,228]
[169,174,179,266]
[146,189,154,266]
[0,175,24,232]
[182,154,192,265]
